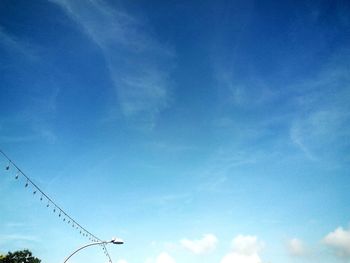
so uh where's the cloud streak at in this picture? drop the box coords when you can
[287,238,307,257]
[0,26,60,144]
[214,44,350,164]
[0,234,40,243]
[51,0,174,128]
[0,27,36,60]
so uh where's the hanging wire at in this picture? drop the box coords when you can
[0,149,113,263]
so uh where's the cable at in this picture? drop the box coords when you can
[0,149,113,263]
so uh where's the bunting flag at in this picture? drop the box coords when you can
[0,149,113,263]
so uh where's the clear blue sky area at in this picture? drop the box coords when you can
[1,1,350,263]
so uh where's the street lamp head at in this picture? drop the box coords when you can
[111,237,124,245]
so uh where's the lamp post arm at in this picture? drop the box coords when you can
[63,241,108,263]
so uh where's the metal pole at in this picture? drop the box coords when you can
[63,241,109,263]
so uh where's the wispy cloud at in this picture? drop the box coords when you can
[0,135,38,143]
[0,234,40,242]
[0,27,36,60]
[4,222,26,228]
[144,193,191,206]
[0,90,59,145]
[214,68,278,109]
[0,27,60,144]
[51,0,174,128]
[290,123,317,161]
[289,59,350,161]
[144,140,198,155]
[196,147,258,193]
[287,238,307,257]
[213,46,350,163]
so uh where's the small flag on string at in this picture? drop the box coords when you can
[0,149,113,262]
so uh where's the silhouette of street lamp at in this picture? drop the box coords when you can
[63,238,124,263]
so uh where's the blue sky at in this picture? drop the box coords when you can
[1,0,350,263]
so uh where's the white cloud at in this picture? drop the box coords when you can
[51,0,174,128]
[180,234,218,254]
[323,227,350,258]
[231,235,264,255]
[156,252,176,263]
[220,235,263,263]
[220,252,262,263]
[144,252,176,263]
[287,238,306,257]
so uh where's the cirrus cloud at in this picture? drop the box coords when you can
[51,0,174,128]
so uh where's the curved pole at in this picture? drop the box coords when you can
[63,241,109,263]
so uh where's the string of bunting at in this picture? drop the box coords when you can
[0,149,113,263]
